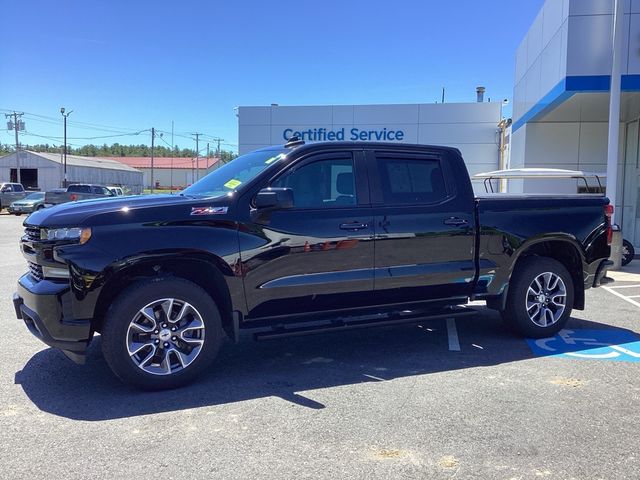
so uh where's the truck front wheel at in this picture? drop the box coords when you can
[502,257,574,338]
[101,277,223,390]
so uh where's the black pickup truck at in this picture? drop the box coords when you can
[13,140,613,389]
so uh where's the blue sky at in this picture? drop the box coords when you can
[1,0,544,153]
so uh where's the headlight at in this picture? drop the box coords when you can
[42,266,70,279]
[44,227,92,244]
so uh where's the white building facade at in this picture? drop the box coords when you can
[0,151,144,193]
[511,0,640,249]
[238,102,503,191]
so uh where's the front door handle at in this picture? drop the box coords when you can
[340,222,368,231]
[443,217,468,226]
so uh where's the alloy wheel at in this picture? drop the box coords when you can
[525,272,567,327]
[126,298,205,375]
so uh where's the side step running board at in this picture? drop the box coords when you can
[252,306,477,341]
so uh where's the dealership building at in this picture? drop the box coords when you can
[511,0,640,250]
[237,101,504,192]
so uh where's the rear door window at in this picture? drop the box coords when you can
[376,157,448,205]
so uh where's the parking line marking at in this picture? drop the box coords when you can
[603,286,640,308]
[446,318,461,351]
[608,284,640,289]
[362,374,386,382]
[628,295,640,299]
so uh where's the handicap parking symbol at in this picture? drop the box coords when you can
[527,329,640,362]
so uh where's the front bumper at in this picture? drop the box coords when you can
[14,273,92,363]
[8,205,34,214]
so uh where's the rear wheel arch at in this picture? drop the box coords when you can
[511,238,585,310]
[93,254,235,339]
[502,256,574,338]
[487,238,585,311]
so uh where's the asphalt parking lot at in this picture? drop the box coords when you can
[1,211,639,480]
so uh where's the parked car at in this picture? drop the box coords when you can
[107,186,124,196]
[8,191,45,215]
[14,139,613,389]
[0,182,28,212]
[44,184,116,206]
[622,239,635,266]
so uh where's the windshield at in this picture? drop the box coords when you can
[25,192,45,200]
[183,148,287,197]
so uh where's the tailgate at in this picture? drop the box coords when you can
[44,191,72,205]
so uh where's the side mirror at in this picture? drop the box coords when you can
[255,187,294,210]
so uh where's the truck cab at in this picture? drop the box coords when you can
[0,182,28,211]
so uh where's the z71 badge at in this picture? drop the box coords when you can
[191,206,228,216]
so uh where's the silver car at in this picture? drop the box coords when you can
[8,191,46,215]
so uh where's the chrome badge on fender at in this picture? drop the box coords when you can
[191,206,228,216]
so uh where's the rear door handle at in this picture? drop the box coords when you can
[443,217,468,226]
[340,222,368,231]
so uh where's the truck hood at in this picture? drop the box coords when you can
[26,194,220,227]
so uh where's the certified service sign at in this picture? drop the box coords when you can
[283,127,405,142]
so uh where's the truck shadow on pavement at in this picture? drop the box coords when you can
[14,310,639,421]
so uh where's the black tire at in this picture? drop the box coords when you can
[14,213,21,216]
[501,256,574,338]
[36,204,44,211]
[101,277,223,390]
[622,239,635,267]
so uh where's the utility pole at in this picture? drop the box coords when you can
[151,127,156,193]
[213,137,223,167]
[193,133,201,181]
[206,142,210,174]
[60,108,72,187]
[5,112,25,183]
[170,121,174,194]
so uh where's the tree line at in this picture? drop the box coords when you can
[0,143,237,163]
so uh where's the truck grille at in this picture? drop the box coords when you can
[24,225,42,241]
[28,262,44,281]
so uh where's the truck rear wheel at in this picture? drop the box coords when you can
[502,257,574,338]
[101,277,223,390]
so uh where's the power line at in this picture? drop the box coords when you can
[155,134,173,148]
[21,131,83,147]
[2,108,146,135]
[22,130,149,141]
[2,107,238,152]
[25,116,144,135]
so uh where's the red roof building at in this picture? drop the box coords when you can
[110,156,221,170]
[108,156,222,189]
